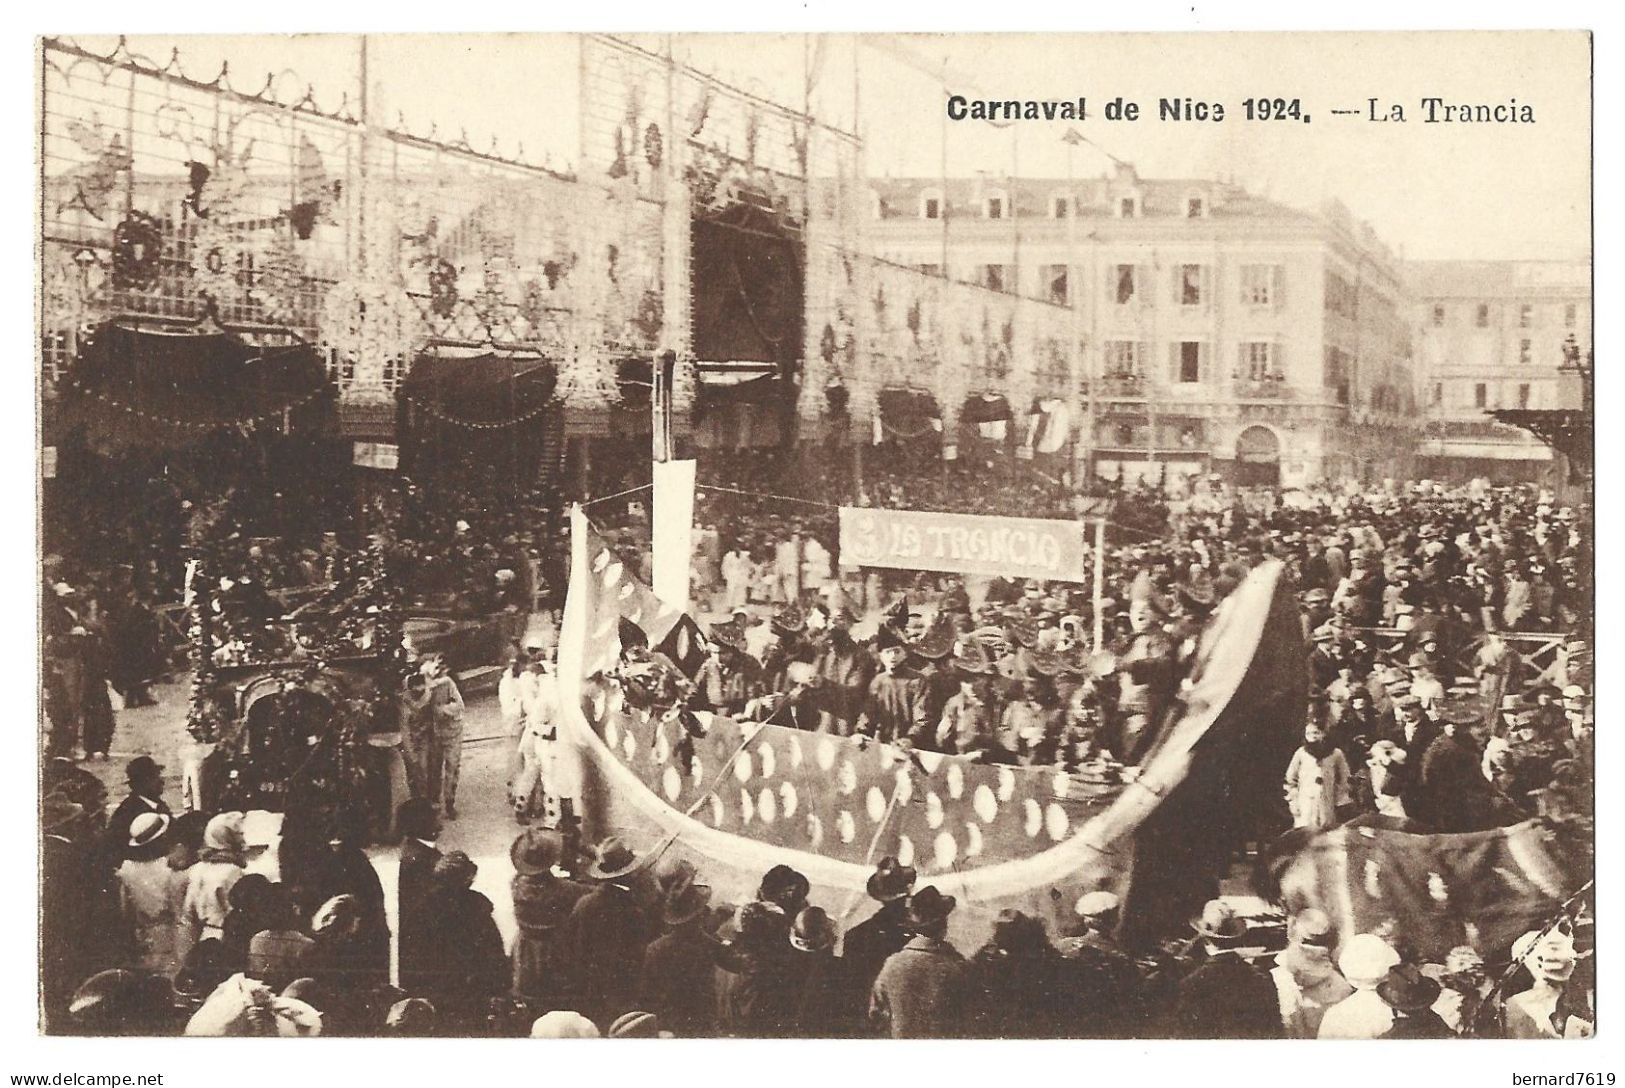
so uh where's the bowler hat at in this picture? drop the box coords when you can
[1377,963,1442,1012]
[126,755,164,783]
[790,906,838,953]
[867,856,916,902]
[586,836,640,881]
[662,882,712,927]
[510,828,565,877]
[906,885,957,928]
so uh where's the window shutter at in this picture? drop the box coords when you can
[1172,267,1184,306]
[1168,342,1182,383]
[1200,341,1211,382]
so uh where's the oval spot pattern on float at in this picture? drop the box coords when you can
[998,767,1017,802]
[1023,798,1043,838]
[1052,772,1071,799]
[837,810,856,844]
[690,756,705,783]
[837,761,858,795]
[733,752,754,783]
[974,784,998,824]
[662,766,681,802]
[817,737,837,771]
[1046,802,1069,841]
[806,813,824,847]
[946,763,965,800]
[894,769,914,804]
[758,787,777,824]
[621,731,637,762]
[605,719,620,750]
[925,792,945,829]
[709,795,726,826]
[933,831,958,870]
[779,781,798,819]
[897,835,915,868]
[758,743,776,779]
[866,786,887,823]
[740,789,755,824]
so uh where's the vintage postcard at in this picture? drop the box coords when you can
[34,29,1592,1052]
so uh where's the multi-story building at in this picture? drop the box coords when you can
[864,163,1420,488]
[1408,259,1592,482]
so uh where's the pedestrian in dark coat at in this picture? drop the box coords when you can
[300,893,388,1035]
[509,829,589,1010]
[1376,964,1454,1038]
[105,757,171,861]
[842,858,916,994]
[715,901,795,1036]
[1168,901,1282,1039]
[782,906,856,1038]
[966,909,1070,1038]
[395,799,442,994]
[870,886,969,1039]
[419,852,509,1034]
[1419,721,1497,832]
[556,837,649,1025]
[637,882,719,1037]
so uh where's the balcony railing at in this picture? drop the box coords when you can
[1231,376,1289,399]
[1099,373,1149,398]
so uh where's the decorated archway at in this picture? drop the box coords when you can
[1235,425,1282,487]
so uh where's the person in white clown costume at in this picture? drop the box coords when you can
[1503,926,1593,1039]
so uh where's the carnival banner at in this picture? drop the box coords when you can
[837,507,1087,582]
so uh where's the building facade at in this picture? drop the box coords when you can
[863,164,1420,489]
[1408,259,1592,483]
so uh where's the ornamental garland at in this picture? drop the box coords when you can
[318,277,423,399]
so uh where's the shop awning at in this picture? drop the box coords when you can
[61,318,332,453]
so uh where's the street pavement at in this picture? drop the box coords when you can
[79,678,528,945]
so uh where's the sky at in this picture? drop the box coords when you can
[73,31,1592,261]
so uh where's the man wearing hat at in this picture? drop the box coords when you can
[784,905,854,1038]
[1418,709,1497,832]
[556,836,648,1025]
[1318,932,1402,1038]
[1268,909,1353,1038]
[869,885,968,1038]
[812,608,870,735]
[107,755,171,860]
[843,857,916,994]
[936,640,994,756]
[1058,890,1141,1036]
[1168,900,1281,1038]
[1375,964,1451,1038]
[854,627,927,745]
[637,881,717,1037]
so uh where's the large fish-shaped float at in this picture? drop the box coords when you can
[557,506,1303,948]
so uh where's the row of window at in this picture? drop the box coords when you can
[1434,381,1538,410]
[909,190,1207,221]
[1102,339,1284,385]
[939,262,1288,308]
[1430,302,1581,329]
